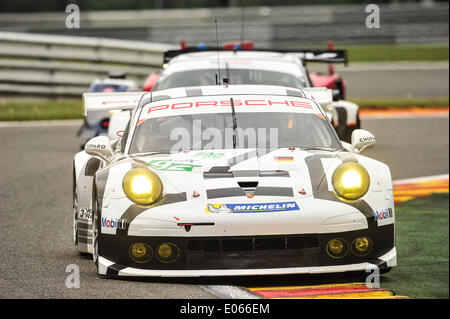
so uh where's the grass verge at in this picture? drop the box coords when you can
[0,97,448,121]
[0,99,83,121]
[383,193,449,299]
[337,44,449,62]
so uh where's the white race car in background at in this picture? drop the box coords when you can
[77,73,139,149]
[73,84,395,278]
[148,48,360,142]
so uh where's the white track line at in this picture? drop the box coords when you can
[1,112,447,128]
[393,174,449,185]
[199,285,262,299]
[361,113,449,120]
[334,62,449,72]
[206,173,450,299]
[0,119,82,127]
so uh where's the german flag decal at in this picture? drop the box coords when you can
[274,156,294,162]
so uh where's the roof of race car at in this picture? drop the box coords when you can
[90,77,138,88]
[163,50,306,76]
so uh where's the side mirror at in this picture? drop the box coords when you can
[351,129,376,153]
[85,136,113,160]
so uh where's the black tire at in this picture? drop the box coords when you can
[343,112,361,143]
[92,182,103,273]
[343,125,357,143]
[333,79,345,101]
[92,187,99,267]
[333,106,347,141]
[356,112,361,129]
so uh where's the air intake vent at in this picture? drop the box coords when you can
[237,181,258,189]
[237,181,258,195]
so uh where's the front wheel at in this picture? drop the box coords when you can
[92,194,99,266]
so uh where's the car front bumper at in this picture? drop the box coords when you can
[97,224,395,277]
[99,247,396,277]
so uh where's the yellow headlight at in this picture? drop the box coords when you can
[351,237,373,256]
[129,243,153,263]
[326,238,349,259]
[156,243,180,263]
[122,167,163,206]
[332,162,370,200]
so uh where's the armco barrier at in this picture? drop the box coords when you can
[0,32,176,96]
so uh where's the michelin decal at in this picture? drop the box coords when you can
[206,201,300,214]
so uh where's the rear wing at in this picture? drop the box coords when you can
[285,49,347,65]
[163,48,347,65]
[302,87,333,108]
[82,92,145,116]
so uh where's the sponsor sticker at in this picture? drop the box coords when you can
[85,143,106,150]
[101,217,127,229]
[78,208,93,220]
[146,160,201,172]
[193,151,225,159]
[205,201,300,214]
[372,208,393,221]
[359,136,376,143]
[144,99,313,115]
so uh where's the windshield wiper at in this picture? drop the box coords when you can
[230,97,238,149]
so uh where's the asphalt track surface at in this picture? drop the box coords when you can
[0,116,448,298]
[310,64,449,98]
[343,69,449,99]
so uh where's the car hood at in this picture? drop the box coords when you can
[98,147,393,236]
[125,148,340,200]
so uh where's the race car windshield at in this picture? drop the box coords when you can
[128,112,340,154]
[154,69,306,90]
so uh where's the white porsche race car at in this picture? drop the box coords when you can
[73,84,396,278]
[77,74,139,149]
